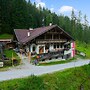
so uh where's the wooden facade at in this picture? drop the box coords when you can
[14,25,75,60]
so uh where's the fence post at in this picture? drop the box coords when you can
[12,52,14,66]
[28,52,31,63]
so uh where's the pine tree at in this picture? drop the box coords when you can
[71,9,77,38]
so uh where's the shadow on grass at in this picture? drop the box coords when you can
[39,57,76,66]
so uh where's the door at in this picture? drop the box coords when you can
[39,46,44,54]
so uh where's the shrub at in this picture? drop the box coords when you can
[2,60,12,66]
[31,55,37,60]
[13,58,21,66]
[0,58,21,67]
[3,49,21,66]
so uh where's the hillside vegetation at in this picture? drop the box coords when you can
[0,34,13,39]
[0,64,90,90]
[76,41,90,58]
[1,0,90,43]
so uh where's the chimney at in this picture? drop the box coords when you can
[49,23,52,26]
[29,28,33,30]
[27,32,30,37]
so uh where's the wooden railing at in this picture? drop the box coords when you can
[36,39,67,44]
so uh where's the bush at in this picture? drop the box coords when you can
[0,58,21,66]
[13,58,21,66]
[2,49,21,66]
[31,55,37,60]
[3,60,12,66]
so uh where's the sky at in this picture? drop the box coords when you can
[30,0,90,24]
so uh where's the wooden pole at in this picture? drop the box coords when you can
[28,52,31,63]
[20,49,22,64]
[12,52,13,66]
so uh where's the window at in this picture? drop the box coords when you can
[54,44,56,49]
[45,44,49,49]
[32,46,36,51]
[54,44,60,49]
[57,44,59,48]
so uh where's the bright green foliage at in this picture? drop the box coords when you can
[76,41,90,58]
[0,34,13,39]
[4,49,21,65]
[0,75,45,90]
[4,49,18,58]
[0,49,21,67]
[1,0,90,43]
[0,65,90,90]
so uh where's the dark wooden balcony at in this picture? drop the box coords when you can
[36,39,67,44]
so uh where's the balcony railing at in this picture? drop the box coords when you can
[36,39,67,44]
[64,49,71,55]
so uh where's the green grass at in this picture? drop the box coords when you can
[4,49,21,64]
[0,64,90,90]
[0,34,13,39]
[76,41,90,58]
[0,49,21,68]
[4,49,18,58]
[39,58,76,66]
[0,66,10,71]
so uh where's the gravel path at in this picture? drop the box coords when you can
[0,55,90,82]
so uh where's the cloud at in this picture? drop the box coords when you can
[59,6,77,13]
[50,8,54,12]
[36,2,46,8]
[35,0,41,3]
[35,0,46,8]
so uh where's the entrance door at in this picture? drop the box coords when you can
[39,46,44,54]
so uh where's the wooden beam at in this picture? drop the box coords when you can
[36,39,67,44]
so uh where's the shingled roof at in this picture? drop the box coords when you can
[14,25,74,44]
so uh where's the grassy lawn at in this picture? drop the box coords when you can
[0,34,13,39]
[0,64,90,90]
[4,49,21,63]
[39,58,76,66]
[4,49,19,59]
[0,49,21,70]
[0,66,10,71]
[76,41,90,58]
